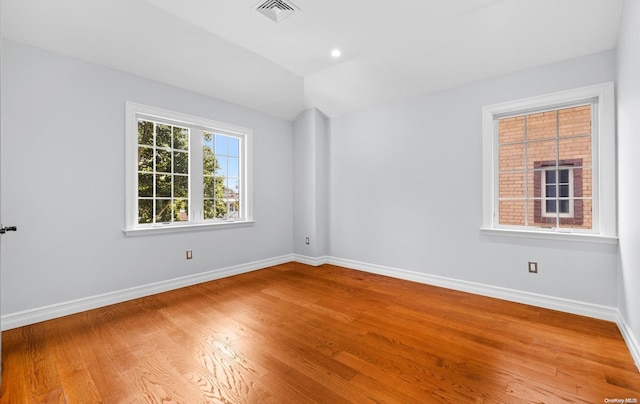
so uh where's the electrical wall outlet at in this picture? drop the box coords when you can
[186,250,193,260]
[528,261,538,273]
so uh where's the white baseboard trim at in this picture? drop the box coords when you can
[1,254,295,331]
[326,256,619,322]
[616,311,640,371]
[292,254,329,267]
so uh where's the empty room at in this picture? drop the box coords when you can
[1,0,640,402]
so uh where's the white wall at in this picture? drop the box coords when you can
[293,108,329,259]
[617,0,640,360]
[293,109,315,256]
[329,50,619,307]
[315,110,330,257]
[0,39,294,316]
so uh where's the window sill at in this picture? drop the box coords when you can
[480,228,618,245]
[124,220,255,237]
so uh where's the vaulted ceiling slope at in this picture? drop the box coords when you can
[1,0,624,120]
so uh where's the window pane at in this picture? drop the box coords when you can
[559,137,591,167]
[545,185,556,197]
[535,199,557,227]
[559,200,570,213]
[138,147,154,172]
[545,170,556,184]
[138,120,154,145]
[498,144,525,172]
[135,118,191,226]
[138,173,153,197]
[155,199,172,222]
[579,168,592,198]
[174,199,188,221]
[227,177,239,194]
[527,141,556,170]
[173,127,189,151]
[203,132,214,155]
[217,156,228,176]
[228,157,239,177]
[174,175,188,198]
[156,149,172,173]
[229,198,240,218]
[527,111,557,141]
[560,199,592,230]
[216,202,227,218]
[499,200,526,226]
[143,123,190,225]
[498,116,525,144]
[156,124,171,148]
[204,199,216,220]
[156,174,172,197]
[526,171,536,200]
[203,148,216,175]
[559,105,591,138]
[138,199,153,224]
[559,169,570,183]
[546,199,557,213]
[228,137,240,157]
[203,176,217,198]
[174,151,189,174]
[559,185,570,198]
[527,200,536,227]
[498,173,525,198]
[202,133,242,222]
[215,135,228,155]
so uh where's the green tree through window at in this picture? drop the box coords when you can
[203,131,240,220]
[137,119,191,224]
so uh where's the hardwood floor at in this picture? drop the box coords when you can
[1,262,639,403]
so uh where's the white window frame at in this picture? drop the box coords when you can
[541,167,574,219]
[481,83,617,244]
[124,102,254,236]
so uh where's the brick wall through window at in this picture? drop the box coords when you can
[497,105,592,230]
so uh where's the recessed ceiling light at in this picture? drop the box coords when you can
[331,49,342,58]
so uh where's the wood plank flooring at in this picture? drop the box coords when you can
[1,262,639,403]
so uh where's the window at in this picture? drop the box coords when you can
[137,120,190,225]
[482,83,616,241]
[203,132,241,221]
[535,160,585,226]
[125,103,253,235]
[497,105,592,230]
[541,166,573,218]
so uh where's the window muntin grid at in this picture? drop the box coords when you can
[497,103,593,230]
[137,119,190,225]
[203,132,242,221]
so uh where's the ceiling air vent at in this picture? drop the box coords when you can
[255,0,300,23]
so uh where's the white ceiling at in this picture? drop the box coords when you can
[1,0,625,120]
